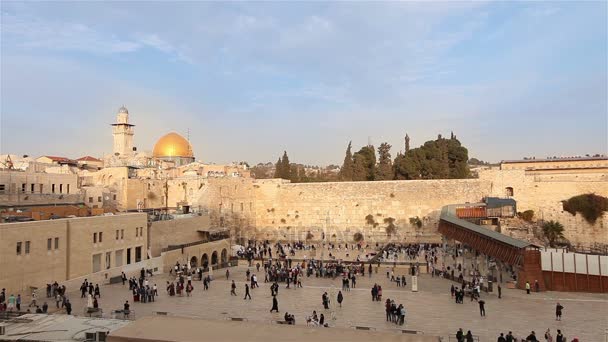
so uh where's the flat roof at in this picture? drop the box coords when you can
[107,316,438,342]
[0,314,129,342]
[501,156,607,164]
[441,205,532,249]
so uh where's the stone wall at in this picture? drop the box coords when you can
[148,215,211,257]
[200,169,608,246]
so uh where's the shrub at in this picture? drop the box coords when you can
[542,220,565,247]
[384,217,396,236]
[353,232,364,242]
[306,231,314,240]
[562,194,608,224]
[518,210,535,222]
[390,193,395,198]
[409,216,422,228]
[280,218,286,224]
[365,214,375,225]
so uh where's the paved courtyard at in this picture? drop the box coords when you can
[50,266,607,341]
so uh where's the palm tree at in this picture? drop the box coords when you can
[542,220,565,247]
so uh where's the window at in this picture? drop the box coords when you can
[0,184,5,193]
[54,237,59,249]
[59,184,63,194]
[21,183,26,193]
[16,242,22,255]
[99,232,103,242]
[25,241,30,254]
[66,184,70,193]
[97,196,102,202]
[52,184,55,193]
[116,230,119,240]
[505,187,514,197]
[93,232,97,243]
[47,238,52,251]
[135,246,142,263]
[39,184,43,193]
[31,184,35,193]
[140,227,144,236]
[106,252,111,270]
[120,229,124,239]
[113,194,117,200]
[89,197,93,203]
[135,228,138,237]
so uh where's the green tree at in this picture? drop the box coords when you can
[274,157,283,178]
[542,220,565,247]
[353,145,376,181]
[352,153,368,181]
[393,134,470,180]
[339,141,354,181]
[280,151,291,180]
[375,142,393,180]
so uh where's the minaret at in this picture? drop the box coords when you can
[111,106,135,155]
[405,133,410,152]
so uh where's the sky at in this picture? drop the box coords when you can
[1,1,606,165]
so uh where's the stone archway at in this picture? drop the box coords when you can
[211,251,218,265]
[190,256,198,267]
[221,248,228,264]
[202,253,209,269]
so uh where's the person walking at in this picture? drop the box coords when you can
[465,330,474,342]
[244,284,251,300]
[337,291,343,308]
[65,299,72,315]
[478,299,486,317]
[497,332,507,342]
[555,302,564,321]
[16,294,21,311]
[506,331,514,342]
[526,281,531,294]
[231,280,237,296]
[535,280,540,292]
[226,269,230,280]
[498,284,502,298]
[270,295,279,313]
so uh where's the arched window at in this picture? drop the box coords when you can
[505,187,514,197]
[190,256,198,267]
[221,249,228,263]
[201,254,209,269]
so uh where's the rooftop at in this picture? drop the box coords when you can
[0,314,129,342]
[107,316,438,342]
[501,156,607,164]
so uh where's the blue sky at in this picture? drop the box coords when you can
[1,1,606,165]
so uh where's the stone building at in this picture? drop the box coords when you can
[0,213,148,294]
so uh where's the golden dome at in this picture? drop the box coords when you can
[153,132,194,158]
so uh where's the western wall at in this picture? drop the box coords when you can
[203,169,608,246]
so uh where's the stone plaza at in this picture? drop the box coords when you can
[42,264,607,341]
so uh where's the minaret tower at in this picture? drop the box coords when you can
[111,106,135,156]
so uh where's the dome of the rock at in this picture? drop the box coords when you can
[152,132,195,166]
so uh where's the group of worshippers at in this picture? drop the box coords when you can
[370,283,384,302]
[125,269,157,303]
[385,298,406,326]
[0,289,56,314]
[493,328,574,342]
[451,283,480,304]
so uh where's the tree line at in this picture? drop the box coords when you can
[258,132,471,182]
[339,133,470,181]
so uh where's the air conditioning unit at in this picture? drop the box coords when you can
[85,331,108,342]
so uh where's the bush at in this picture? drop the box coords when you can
[280,218,286,224]
[518,210,535,222]
[306,231,314,241]
[365,214,375,225]
[353,232,364,242]
[384,217,396,236]
[409,216,422,228]
[562,194,608,224]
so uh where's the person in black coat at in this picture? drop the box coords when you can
[270,295,279,312]
[337,291,343,308]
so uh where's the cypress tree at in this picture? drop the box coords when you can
[339,141,354,181]
[274,157,282,178]
[280,151,291,180]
